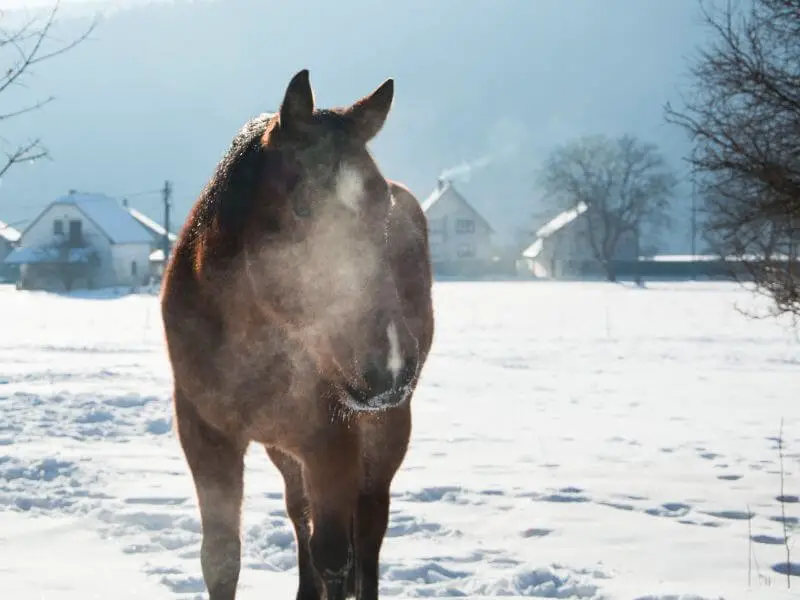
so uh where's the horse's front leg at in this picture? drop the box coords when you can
[266,447,320,600]
[174,390,246,600]
[351,490,391,600]
[351,411,411,600]
[302,431,360,600]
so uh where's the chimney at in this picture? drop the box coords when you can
[122,197,128,208]
[68,189,77,195]
[437,177,445,191]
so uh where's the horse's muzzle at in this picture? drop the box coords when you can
[341,360,417,412]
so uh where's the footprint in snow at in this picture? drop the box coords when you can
[698,451,722,460]
[771,562,800,577]
[702,509,753,521]
[645,502,691,518]
[521,527,553,538]
[124,496,188,506]
[777,495,800,504]
[751,534,785,545]
[145,418,172,435]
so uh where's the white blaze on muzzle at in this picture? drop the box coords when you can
[386,321,403,380]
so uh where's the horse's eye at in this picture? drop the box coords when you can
[284,170,301,194]
[292,197,312,219]
[282,167,311,218]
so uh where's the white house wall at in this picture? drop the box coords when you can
[20,203,116,286]
[111,243,152,286]
[424,199,493,263]
[528,217,639,278]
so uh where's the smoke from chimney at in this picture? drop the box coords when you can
[438,155,492,184]
[435,128,522,191]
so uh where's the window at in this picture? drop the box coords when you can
[457,244,475,258]
[427,218,445,233]
[131,261,138,276]
[455,219,475,234]
[53,220,64,236]
[68,220,82,245]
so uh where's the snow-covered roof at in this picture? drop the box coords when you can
[0,220,21,243]
[520,201,589,259]
[420,184,446,214]
[648,253,800,262]
[51,193,154,245]
[128,207,177,243]
[648,254,720,262]
[534,201,589,239]
[149,248,165,262]
[420,180,495,233]
[521,238,543,259]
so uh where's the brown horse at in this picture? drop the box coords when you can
[159,69,434,600]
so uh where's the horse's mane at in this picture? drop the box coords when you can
[180,108,362,272]
[183,112,276,258]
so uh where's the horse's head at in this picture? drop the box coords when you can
[244,69,419,412]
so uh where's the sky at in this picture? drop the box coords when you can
[0,0,714,251]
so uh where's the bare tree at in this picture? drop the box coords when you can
[539,133,677,281]
[0,1,97,179]
[665,0,800,317]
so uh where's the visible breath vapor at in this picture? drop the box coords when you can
[240,164,398,391]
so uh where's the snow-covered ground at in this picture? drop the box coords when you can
[0,280,798,599]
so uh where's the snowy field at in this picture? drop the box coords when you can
[0,280,798,600]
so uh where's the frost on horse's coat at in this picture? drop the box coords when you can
[159,69,434,600]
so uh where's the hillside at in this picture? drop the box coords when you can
[1,0,709,251]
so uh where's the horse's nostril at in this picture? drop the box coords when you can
[360,358,416,396]
[399,359,417,388]
[354,357,413,399]
[362,363,394,397]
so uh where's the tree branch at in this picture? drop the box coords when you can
[0,139,47,180]
[0,1,98,181]
[538,134,677,280]
[664,0,800,316]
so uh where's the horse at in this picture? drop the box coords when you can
[159,69,434,600]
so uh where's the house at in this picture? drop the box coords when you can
[520,202,637,278]
[124,201,178,278]
[0,220,21,282]
[4,191,158,291]
[420,179,498,276]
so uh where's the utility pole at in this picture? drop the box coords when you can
[162,180,172,262]
[691,175,697,259]
[690,174,698,281]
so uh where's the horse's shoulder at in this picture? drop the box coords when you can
[387,180,432,279]
[388,181,428,238]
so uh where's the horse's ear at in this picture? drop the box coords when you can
[345,78,394,143]
[279,69,314,131]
